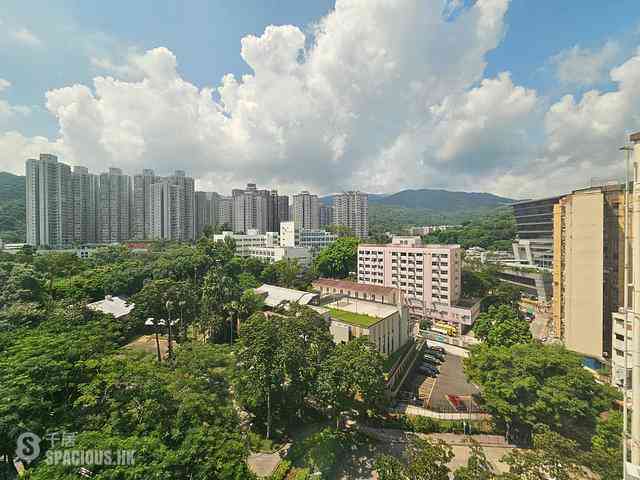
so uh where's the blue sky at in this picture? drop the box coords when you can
[1,0,639,196]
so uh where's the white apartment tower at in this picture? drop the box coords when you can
[148,171,195,241]
[133,169,158,240]
[292,191,320,230]
[169,170,195,241]
[195,191,220,237]
[218,195,233,229]
[333,191,368,238]
[151,182,182,241]
[232,183,273,233]
[71,166,99,243]
[25,154,73,247]
[98,167,132,243]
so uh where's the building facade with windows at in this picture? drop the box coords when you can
[98,167,132,243]
[213,230,279,256]
[357,236,479,330]
[25,154,73,247]
[71,166,100,244]
[552,184,626,362]
[333,191,368,239]
[279,221,337,255]
[511,196,562,269]
[292,191,321,230]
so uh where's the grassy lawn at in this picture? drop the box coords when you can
[327,307,380,328]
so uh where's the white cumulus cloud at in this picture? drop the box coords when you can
[7,0,638,199]
[22,0,516,195]
[551,40,620,87]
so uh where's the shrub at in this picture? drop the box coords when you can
[269,459,291,480]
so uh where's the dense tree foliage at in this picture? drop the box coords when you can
[421,208,516,250]
[375,437,454,480]
[465,343,618,446]
[314,236,359,278]
[315,336,387,427]
[472,305,532,347]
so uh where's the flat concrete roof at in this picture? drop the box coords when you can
[325,297,398,320]
[254,284,319,307]
[87,295,134,319]
[359,243,460,250]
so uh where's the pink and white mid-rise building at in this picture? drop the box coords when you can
[357,237,480,332]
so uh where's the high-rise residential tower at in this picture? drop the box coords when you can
[195,191,221,237]
[277,195,290,224]
[319,204,333,228]
[25,154,73,247]
[71,166,99,244]
[98,167,132,243]
[232,183,273,233]
[292,191,320,230]
[168,170,195,241]
[552,184,626,362]
[133,169,158,240]
[148,171,195,241]
[333,191,368,238]
[218,195,233,229]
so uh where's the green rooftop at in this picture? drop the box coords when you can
[327,307,380,328]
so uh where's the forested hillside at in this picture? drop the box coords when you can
[0,172,25,243]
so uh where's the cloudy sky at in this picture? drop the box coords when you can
[1,0,639,198]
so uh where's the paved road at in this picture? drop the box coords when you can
[427,353,479,411]
[529,312,550,340]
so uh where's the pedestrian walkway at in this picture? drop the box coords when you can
[392,403,491,421]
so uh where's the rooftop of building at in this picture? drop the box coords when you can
[511,196,563,207]
[312,278,397,297]
[358,243,460,250]
[323,297,397,327]
[453,297,482,309]
[254,284,319,308]
[87,295,134,319]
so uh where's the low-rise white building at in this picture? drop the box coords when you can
[318,297,410,356]
[279,221,337,255]
[247,245,311,266]
[213,230,279,256]
[87,295,134,319]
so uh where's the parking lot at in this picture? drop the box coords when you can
[401,348,481,412]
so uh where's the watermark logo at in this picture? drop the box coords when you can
[15,432,41,463]
[14,430,135,467]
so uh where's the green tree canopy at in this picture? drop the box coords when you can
[464,343,618,445]
[314,236,359,279]
[473,305,532,347]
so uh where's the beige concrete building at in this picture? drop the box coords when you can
[321,298,409,356]
[552,184,625,361]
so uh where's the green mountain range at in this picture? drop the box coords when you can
[0,172,26,243]
[0,172,518,243]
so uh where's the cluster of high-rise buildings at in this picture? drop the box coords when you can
[26,155,196,246]
[24,154,369,247]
